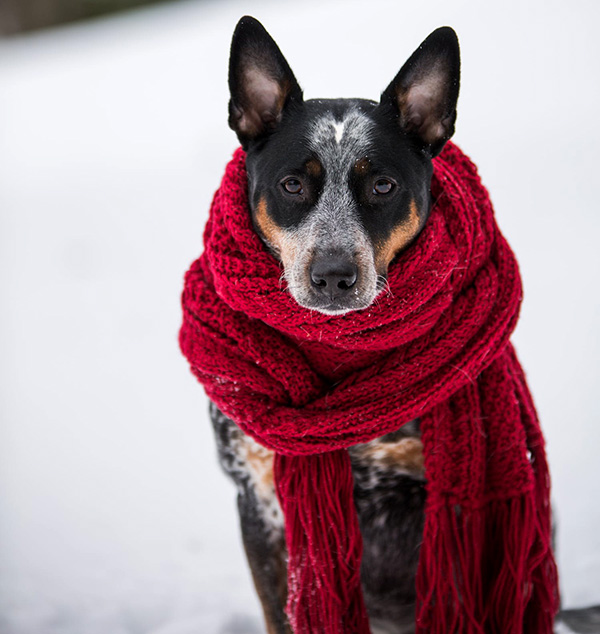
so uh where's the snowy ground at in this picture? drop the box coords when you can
[1,0,599,632]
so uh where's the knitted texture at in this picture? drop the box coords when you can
[179,142,559,633]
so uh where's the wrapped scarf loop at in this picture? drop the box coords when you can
[179,142,559,633]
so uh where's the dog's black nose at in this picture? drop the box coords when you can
[310,257,358,299]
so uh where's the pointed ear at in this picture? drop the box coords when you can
[381,27,460,156]
[228,16,303,148]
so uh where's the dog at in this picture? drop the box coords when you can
[210,16,455,634]
[208,15,598,634]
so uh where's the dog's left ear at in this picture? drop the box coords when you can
[381,27,460,157]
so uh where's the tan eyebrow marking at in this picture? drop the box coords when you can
[353,157,371,175]
[305,158,323,177]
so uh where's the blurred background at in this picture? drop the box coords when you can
[1,1,599,633]
[0,0,168,36]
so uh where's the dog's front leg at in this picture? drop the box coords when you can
[238,489,291,634]
[210,402,290,633]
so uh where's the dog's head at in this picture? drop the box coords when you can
[228,17,460,315]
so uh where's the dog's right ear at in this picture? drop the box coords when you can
[228,16,303,148]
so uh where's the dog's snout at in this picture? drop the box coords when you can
[310,256,358,299]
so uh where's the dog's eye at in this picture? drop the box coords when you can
[282,178,303,195]
[373,179,394,195]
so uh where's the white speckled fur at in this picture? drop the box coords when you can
[282,109,380,313]
[210,403,284,540]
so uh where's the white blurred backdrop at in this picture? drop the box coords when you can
[1,1,599,632]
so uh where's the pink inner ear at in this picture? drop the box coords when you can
[237,68,284,137]
[401,69,449,145]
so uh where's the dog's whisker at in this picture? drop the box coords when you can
[376,275,394,298]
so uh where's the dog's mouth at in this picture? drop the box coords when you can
[295,295,375,316]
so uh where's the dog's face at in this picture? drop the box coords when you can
[228,17,460,315]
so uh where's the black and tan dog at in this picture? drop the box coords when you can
[210,16,599,634]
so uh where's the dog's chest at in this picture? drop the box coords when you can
[211,402,425,537]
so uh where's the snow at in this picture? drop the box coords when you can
[0,0,599,632]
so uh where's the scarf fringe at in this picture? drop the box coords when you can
[275,451,371,634]
[416,493,556,634]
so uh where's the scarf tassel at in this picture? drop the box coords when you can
[275,450,372,634]
[275,451,557,633]
[416,489,557,633]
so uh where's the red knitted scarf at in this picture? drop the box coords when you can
[179,142,559,633]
